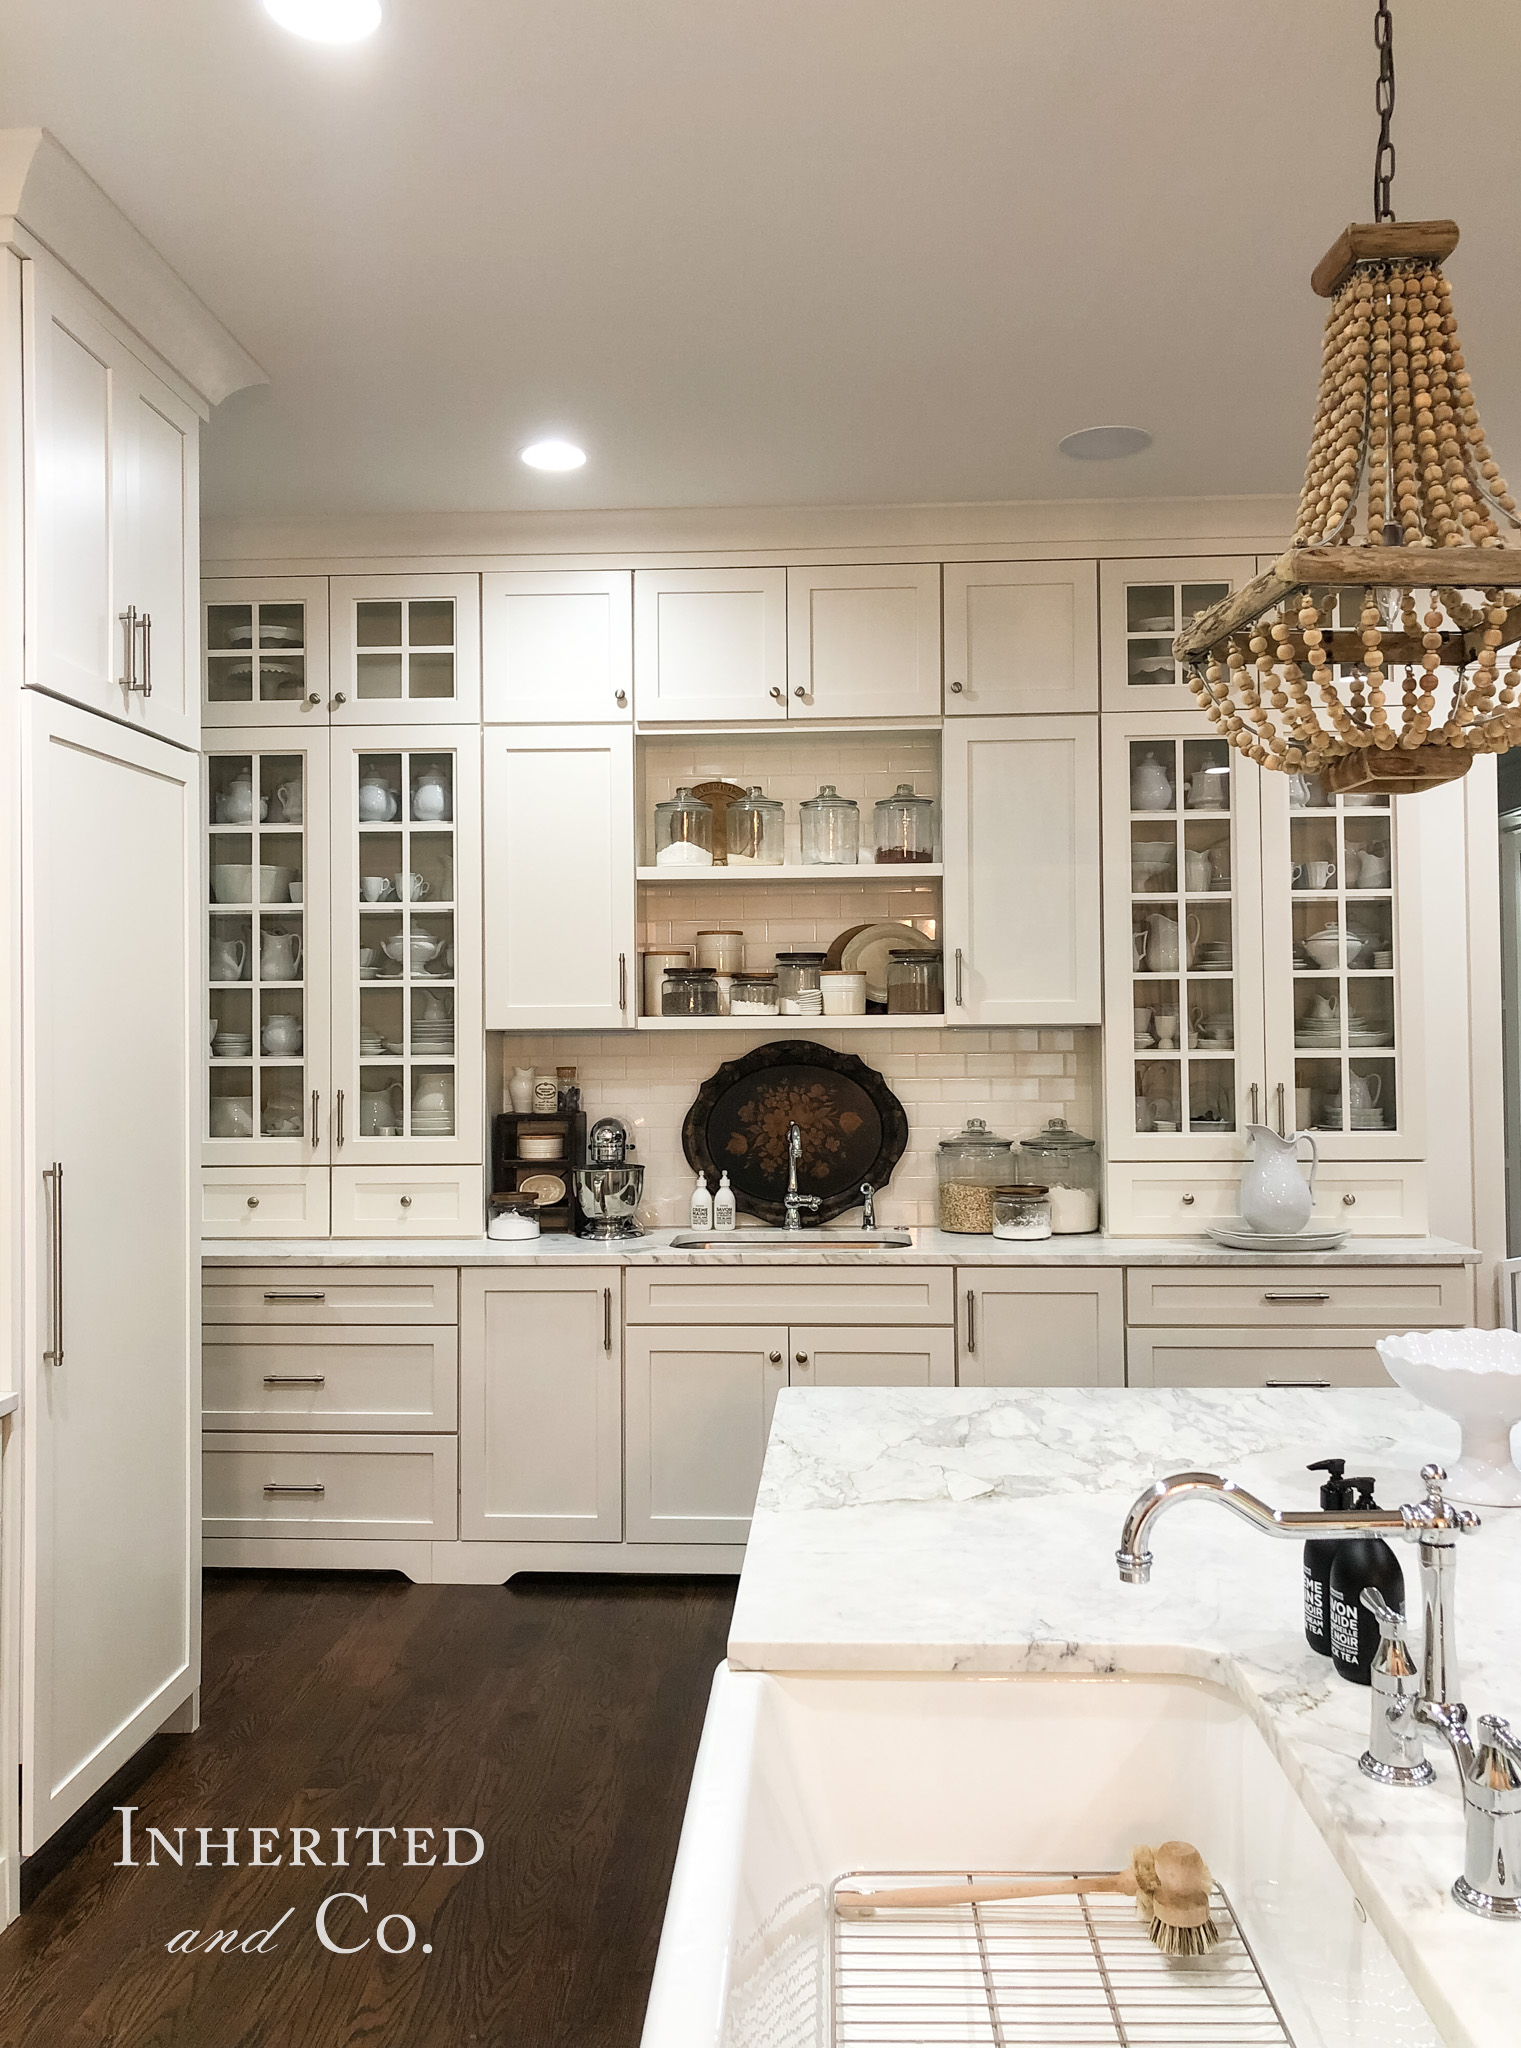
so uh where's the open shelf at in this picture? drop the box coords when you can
[635,1013,952,1031]
[636,863,942,884]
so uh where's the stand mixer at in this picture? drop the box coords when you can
[573,1117,645,1240]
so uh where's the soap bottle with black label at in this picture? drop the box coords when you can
[1304,1458,1352,1656]
[1328,1478,1405,1686]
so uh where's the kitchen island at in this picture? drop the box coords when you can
[682,1384,1521,2048]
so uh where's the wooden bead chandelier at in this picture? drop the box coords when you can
[1177,1,1521,796]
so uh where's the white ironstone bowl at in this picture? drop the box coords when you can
[1376,1328,1521,1506]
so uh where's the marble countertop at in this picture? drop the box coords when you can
[730,1384,1521,2048]
[0,1393,16,1419]
[202,1228,1479,1267]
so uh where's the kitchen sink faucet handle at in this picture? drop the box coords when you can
[1358,1587,1434,1788]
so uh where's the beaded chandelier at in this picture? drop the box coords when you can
[1177,1,1521,796]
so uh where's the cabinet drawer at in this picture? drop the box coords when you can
[203,1326,458,1431]
[1105,1161,1428,1236]
[203,1265,459,1326]
[331,1165,483,1236]
[203,1433,458,1539]
[1126,1328,1393,1390]
[623,1266,954,1327]
[1126,1265,1470,1330]
[202,1168,330,1238]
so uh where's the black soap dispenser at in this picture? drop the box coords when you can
[1304,1458,1352,1656]
[1328,1478,1405,1686]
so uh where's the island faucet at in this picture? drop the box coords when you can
[783,1122,822,1232]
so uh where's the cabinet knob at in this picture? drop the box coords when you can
[331,692,347,708]
[794,1352,809,1367]
[1181,1192,1195,1207]
[768,1351,783,1364]
[793,686,806,699]
[615,688,627,707]
[950,680,964,693]
[1343,1192,1357,1206]
[246,1195,260,1209]
[769,687,784,702]
[307,692,322,707]
[400,1195,412,1209]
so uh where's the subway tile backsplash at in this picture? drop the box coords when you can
[493,1027,1098,1227]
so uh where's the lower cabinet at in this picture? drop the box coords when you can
[1126,1329,1393,1389]
[793,1325,955,1388]
[202,1167,331,1237]
[957,1269,1125,1387]
[202,1433,459,1540]
[459,1268,623,1541]
[625,1325,787,1544]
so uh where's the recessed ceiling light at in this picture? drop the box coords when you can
[263,0,382,43]
[520,439,588,472]
[1058,425,1153,461]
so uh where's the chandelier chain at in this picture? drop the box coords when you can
[1374,0,1396,222]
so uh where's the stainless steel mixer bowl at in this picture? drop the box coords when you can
[572,1163,645,1223]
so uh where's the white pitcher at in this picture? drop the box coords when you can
[1241,1123,1319,1234]
[1145,910,1200,972]
[259,930,303,981]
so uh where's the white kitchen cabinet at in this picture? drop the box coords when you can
[625,1325,786,1543]
[204,729,331,1166]
[483,569,632,722]
[30,260,200,747]
[1098,556,1256,712]
[942,716,1101,1025]
[203,1432,457,1540]
[786,564,942,719]
[791,1325,955,1387]
[202,577,330,729]
[634,567,787,723]
[330,724,482,1165]
[1103,1158,1430,1237]
[956,1269,1125,1388]
[329,573,481,725]
[943,561,1098,715]
[459,1269,623,1542]
[330,1165,484,1236]
[483,723,636,1028]
[201,1167,331,1238]
[22,694,199,1848]
[203,1324,459,1433]
[1126,1328,1393,1389]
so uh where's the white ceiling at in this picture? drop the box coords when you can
[3,0,1519,521]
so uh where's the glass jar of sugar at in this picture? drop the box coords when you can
[729,971,778,1016]
[992,1185,1052,1240]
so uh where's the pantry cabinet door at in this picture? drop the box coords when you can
[942,716,1101,1025]
[483,724,635,1028]
[634,567,787,722]
[944,561,1099,714]
[116,353,200,749]
[957,1269,1124,1388]
[786,564,942,719]
[460,1270,623,1540]
[624,1325,786,1543]
[483,570,632,722]
[791,1325,955,1388]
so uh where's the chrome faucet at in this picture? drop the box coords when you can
[1116,1464,1477,1706]
[783,1122,821,1231]
[860,1181,877,1229]
[1407,1701,1521,1920]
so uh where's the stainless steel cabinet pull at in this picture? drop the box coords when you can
[794,1352,809,1367]
[307,691,322,707]
[769,686,784,702]
[1181,1192,1195,1206]
[1249,1082,1260,1123]
[965,1288,977,1354]
[263,1375,326,1386]
[1276,1081,1286,1136]
[118,607,137,691]
[330,692,347,708]
[139,612,153,697]
[603,1286,613,1352]
[1265,1379,1331,1390]
[312,1089,320,1148]
[954,947,965,1007]
[1263,1291,1332,1305]
[950,679,964,692]
[336,1089,345,1147]
[399,1195,412,1209]
[263,1482,325,1495]
[42,1162,63,1366]
[1343,1193,1357,1207]
[767,1350,783,1365]
[615,688,628,707]
[618,952,628,1012]
[247,1196,260,1209]
[793,686,806,699]
[263,1290,326,1301]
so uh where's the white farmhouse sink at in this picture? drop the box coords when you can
[642,1668,1442,2048]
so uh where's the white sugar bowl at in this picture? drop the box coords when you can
[1376,1327,1521,1506]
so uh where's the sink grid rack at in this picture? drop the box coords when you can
[831,1873,1293,2047]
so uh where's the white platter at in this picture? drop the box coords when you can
[1207,1218,1350,1253]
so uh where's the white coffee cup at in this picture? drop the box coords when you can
[288,879,303,903]
[1183,851,1212,891]
[393,872,431,901]
[360,876,392,902]
[1152,1011,1179,1048]
[209,1096,254,1138]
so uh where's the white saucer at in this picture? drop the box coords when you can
[1208,1218,1351,1252]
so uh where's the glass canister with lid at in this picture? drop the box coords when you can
[936,1118,1016,1234]
[654,787,714,867]
[887,948,943,1014]
[874,782,937,864]
[661,967,721,1016]
[993,1184,1052,1240]
[800,784,860,866]
[774,951,825,1015]
[1015,1117,1101,1233]
[726,786,785,867]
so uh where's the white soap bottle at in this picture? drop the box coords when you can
[690,1172,713,1230]
[713,1171,736,1230]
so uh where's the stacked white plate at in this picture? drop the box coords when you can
[412,1031,455,1053]
[411,1115,453,1133]
[1208,1218,1350,1252]
[1296,1024,1343,1046]
[225,621,302,646]
[214,1034,252,1058]
[1193,943,1232,970]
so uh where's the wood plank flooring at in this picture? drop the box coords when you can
[0,1570,736,2048]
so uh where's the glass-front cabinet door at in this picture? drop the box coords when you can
[1260,776,1423,1159]
[329,574,481,725]
[330,727,482,1165]
[1102,715,1265,1162]
[205,734,331,1163]
[1098,557,1257,712]
[202,578,331,728]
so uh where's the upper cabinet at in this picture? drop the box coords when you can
[30,262,200,747]
[1098,556,1257,713]
[943,561,1098,715]
[329,573,481,724]
[203,578,330,728]
[634,567,787,722]
[482,569,632,723]
[785,564,941,719]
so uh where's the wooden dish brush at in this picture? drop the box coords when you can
[834,1839,1220,1956]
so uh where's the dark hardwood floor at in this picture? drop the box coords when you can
[0,1570,737,2048]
